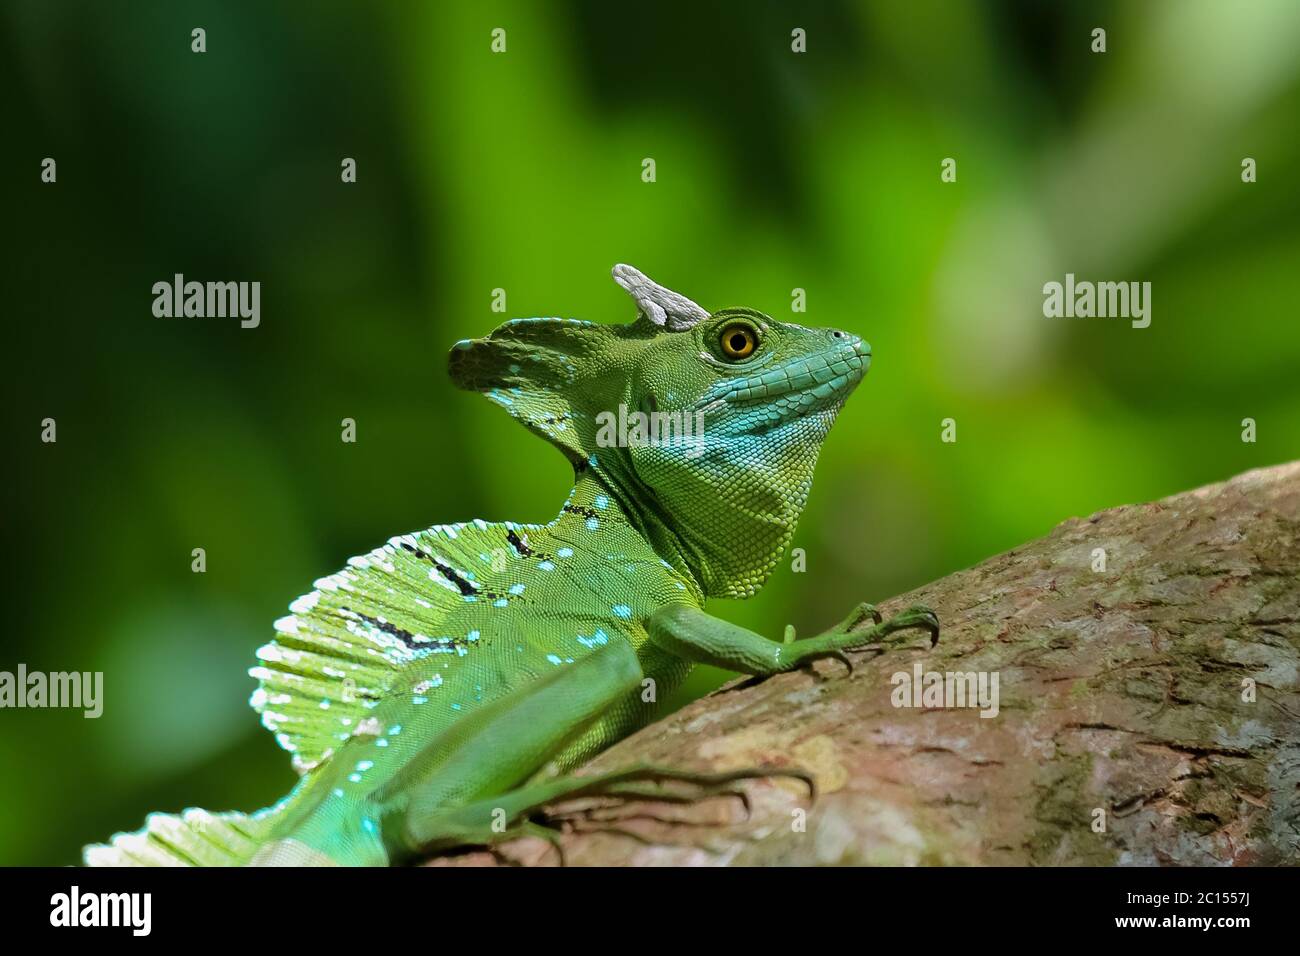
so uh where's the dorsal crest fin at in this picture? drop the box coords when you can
[249,520,542,773]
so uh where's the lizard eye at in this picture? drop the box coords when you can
[719,324,758,360]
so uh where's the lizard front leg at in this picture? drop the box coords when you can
[647,602,939,677]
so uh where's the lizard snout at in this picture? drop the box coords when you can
[829,329,871,374]
[829,328,869,355]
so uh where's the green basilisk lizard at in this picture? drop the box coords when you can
[85,265,939,866]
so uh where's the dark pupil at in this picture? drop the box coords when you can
[729,332,747,352]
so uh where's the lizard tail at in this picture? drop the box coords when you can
[83,807,278,867]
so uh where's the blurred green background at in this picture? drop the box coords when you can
[3,0,1297,866]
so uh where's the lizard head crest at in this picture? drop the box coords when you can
[449,265,869,598]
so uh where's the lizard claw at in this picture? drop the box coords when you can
[902,605,940,647]
[835,601,884,635]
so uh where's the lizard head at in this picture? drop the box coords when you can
[448,265,869,599]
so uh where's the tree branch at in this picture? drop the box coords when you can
[428,462,1300,866]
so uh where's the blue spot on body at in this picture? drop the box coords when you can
[376,738,389,747]
[467,629,480,641]
[586,517,599,530]
[594,495,609,509]
[348,773,362,783]
[509,583,525,595]
[539,560,555,571]
[547,654,563,665]
[612,604,632,619]
[557,548,574,558]
[493,598,508,607]
[577,628,610,649]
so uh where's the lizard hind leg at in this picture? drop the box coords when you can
[257,641,651,867]
[385,640,812,864]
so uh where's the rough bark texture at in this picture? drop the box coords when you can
[433,462,1300,866]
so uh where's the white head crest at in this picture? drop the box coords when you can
[611,264,709,331]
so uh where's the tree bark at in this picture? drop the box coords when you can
[431,462,1300,866]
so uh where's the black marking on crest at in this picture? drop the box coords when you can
[397,541,480,596]
[563,504,599,520]
[345,608,464,654]
[506,529,534,556]
[350,610,421,648]
[433,560,478,596]
[506,529,551,561]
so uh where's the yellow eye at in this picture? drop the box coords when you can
[719,324,757,359]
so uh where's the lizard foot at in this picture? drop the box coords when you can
[414,764,814,865]
[534,764,816,860]
[799,603,940,676]
[720,602,937,692]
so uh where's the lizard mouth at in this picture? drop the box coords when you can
[696,341,870,419]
